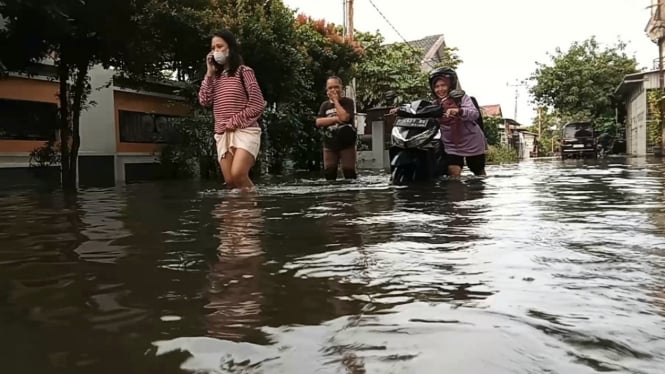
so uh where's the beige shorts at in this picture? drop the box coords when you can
[214,127,262,161]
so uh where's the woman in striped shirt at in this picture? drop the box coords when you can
[199,30,266,190]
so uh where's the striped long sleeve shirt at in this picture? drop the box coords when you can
[198,66,266,134]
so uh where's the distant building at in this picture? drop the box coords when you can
[646,0,665,70]
[502,118,538,160]
[387,34,449,72]
[0,62,191,187]
[480,104,503,118]
[614,70,661,156]
[409,34,448,72]
[644,0,665,156]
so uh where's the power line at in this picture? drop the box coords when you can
[366,0,435,69]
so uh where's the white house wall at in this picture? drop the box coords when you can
[79,65,116,156]
[627,85,647,156]
[644,71,662,89]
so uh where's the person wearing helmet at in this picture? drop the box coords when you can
[429,67,487,177]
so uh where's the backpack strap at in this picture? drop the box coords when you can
[469,96,484,131]
[238,66,249,99]
[237,66,263,127]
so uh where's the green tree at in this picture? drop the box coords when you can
[354,32,462,111]
[167,2,362,173]
[529,36,638,132]
[288,14,363,170]
[0,0,209,189]
[525,107,583,156]
[483,116,502,146]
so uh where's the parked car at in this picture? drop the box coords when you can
[560,121,597,160]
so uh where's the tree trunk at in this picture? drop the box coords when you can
[57,59,90,190]
[57,64,73,189]
[69,62,90,188]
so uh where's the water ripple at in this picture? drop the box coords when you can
[1,160,665,373]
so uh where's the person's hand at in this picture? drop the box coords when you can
[328,89,340,103]
[387,107,398,116]
[205,52,216,77]
[446,108,460,117]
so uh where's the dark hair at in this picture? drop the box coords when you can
[212,29,244,77]
[327,76,343,87]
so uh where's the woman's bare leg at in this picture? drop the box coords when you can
[220,153,235,188]
[230,148,256,190]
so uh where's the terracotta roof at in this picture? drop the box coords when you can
[481,104,502,117]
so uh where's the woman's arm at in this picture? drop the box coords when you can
[316,116,340,127]
[227,67,266,129]
[315,100,340,127]
[198,76,215,108]
[459,95,480,122]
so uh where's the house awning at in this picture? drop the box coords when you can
[502,118,522,127]
[614,71,651,99]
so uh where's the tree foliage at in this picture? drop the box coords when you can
[529,37,639,125]
[525,107,586,156]
[354,32,462,111]
[482,116,502,146]
[1,0,466,182]
[159,2,363,173]
[287,14,363,170]
[0,0,209,189]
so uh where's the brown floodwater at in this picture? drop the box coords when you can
[1,158,664,373]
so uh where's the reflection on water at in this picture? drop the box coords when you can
[206,196,265,342]
[1,159,665,373]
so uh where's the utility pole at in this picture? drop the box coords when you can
[344,0,354,42]
[507,79,527,121]
[343,0,357,118]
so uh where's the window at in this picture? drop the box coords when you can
[0,99,58,141]
[564,123,593,139]
[118,110,180,143]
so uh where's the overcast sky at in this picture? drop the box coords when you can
[283,0,656,125]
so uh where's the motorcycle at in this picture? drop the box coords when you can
[388,89,466,185]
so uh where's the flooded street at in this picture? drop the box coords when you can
[1,158,665,373]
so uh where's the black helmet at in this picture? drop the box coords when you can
[428,67,458,91]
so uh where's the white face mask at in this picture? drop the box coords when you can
[213,51,228,64]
